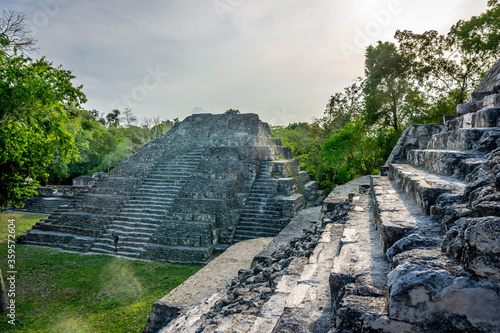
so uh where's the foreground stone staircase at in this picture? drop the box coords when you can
[89,150,203,258]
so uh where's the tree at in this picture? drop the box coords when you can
[451,0,499,55]
[363,41,416,131]
[321,77,364,133]
[0,30,86,208]
[106,109,121,127]
[225,109,240,114]
[121,107,137,141]
[0,10,37,55]
[395,2,499,117]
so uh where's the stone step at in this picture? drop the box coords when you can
[427,127,500,151]
[445,107,500,131]
[407,149,486,179]
[128,196,174,202]
[108,219,160,228]
[328,193,395,332]
[92,241,147,251]
[89,247,141,257]
[135,188,183,194]
[388,163,466,215]
[240,212,281,218]
[124,203,169,210]
[19,240,86,253]
[237,217,285,224]
[143,174,191,180]
[245,198,276,204]
[370,175,443,252]
[99,234,150,243]
[102,230,152,238]
[232,231,280,240]
[107,224,158,234]
[131,195,179,201]
[120,208,167,215]
[268,222,344,333]
[248,193,273,197]
[117,212,165,219]
[18,230,96,252]
[139,180,186,186]
[233,226,283,235]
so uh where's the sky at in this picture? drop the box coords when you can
[2,0,489,125]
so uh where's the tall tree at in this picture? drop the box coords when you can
[0,11,86,208]
[363,41,416,131]
[106,109,121,127]
[322,77,364,134]
[0,10,37,55]
[395,2,499,114]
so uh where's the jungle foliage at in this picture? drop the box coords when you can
[272,2,499,194]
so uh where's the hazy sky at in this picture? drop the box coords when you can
[2,0,489,125]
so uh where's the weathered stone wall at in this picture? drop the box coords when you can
[385,124,444,164]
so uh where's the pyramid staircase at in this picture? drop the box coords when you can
[232,162,287,241]
[88,149,203,258]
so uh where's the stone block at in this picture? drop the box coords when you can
[277,194,305,218]
[298,171,310,184]
[72,176,95,186]
[143,243,214,263]
[474,108,500,128]
[277,178,298,196]
[457,103,477,115]
[481,94,500,110]
[151,221,217,247]
[303,181,320,203]
[442,216,500,282]
[388,260,500,331]
[272,160,300,178]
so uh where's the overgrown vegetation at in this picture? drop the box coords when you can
[272,1,499,194]
[0,212,202,332]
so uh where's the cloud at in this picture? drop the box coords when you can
[4,0,490,124]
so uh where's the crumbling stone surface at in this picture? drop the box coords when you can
[442,216,500,282]
[388,259,500,332]
[191,221,326,332]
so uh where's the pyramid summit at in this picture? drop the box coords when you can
[19,112,324,262]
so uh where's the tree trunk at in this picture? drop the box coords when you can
[391,100,399,132]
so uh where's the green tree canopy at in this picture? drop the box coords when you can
[363,41,417,131]
[0,21,86,207]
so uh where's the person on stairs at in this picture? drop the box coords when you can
[112,232,119,252]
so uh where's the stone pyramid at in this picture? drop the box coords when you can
[19,113,323,263]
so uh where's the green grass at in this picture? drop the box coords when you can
[0,212,202,332]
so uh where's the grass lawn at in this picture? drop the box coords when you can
[0,212,203,333]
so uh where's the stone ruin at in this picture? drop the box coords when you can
[19,113,324,262]
[18,172,107,214]
[142,60,500,332]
